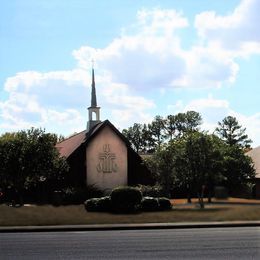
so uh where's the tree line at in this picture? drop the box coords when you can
[0,128,68,205]
[122,111,251,153]
[0,112,255,207]
[122,112,255,207]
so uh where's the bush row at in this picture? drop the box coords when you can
[84,186,172,213]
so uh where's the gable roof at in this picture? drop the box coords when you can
[246,146,260,178]
[55,130,87,158]
[56,120,132,158]
[85,120,131,146]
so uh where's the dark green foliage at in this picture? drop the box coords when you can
[144,143,178,197]
[122,123,146,153]
[166,111,202,139]
[61,187,86,205]
[141,197,159,211]
[84,198,100,212]
[148,115,166,149]
[214,186,229,199]
[96,196,112,212]
[122,113,255,202]
[52,185,104,205]
[137,185,164,197]
[0,128,69,204]
[62,187,79,205]
[174,132,224,206]
[215,116,252,148]
[85,185,104,199]
[84,194,172,213]
[110,186,143,213]
[158,197,172,210]
[122,111,202,153]
[221,145,255,195]
[84,196,111,212]
[52,191,63,206]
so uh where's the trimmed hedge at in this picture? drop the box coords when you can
[97,196,112,212]
[84,198,100,212]
[110,186,142,213]
[158,197,172,210]
[141,197,159,211]
[84,196,111,212]
[84,186,172,213]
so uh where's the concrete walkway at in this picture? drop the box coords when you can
[1,221,260,233]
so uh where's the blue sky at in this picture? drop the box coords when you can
[1,0,260,146]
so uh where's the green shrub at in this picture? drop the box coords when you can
[141,197,159,211]
[96,196,111,212]
[84,198,100,212]
[55,185,104,206]
[84,196,112,212]
[52,190,63,206]
[62,187,78,205]
[111,186,143,213]
[86,185,104,199]
[158,197,172,210]
[137,185,164,197]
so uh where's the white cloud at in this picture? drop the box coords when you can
[174,45,240,88]
[228,111,260,148]
[97,81,155,129]
[73,4,259,90]
[184,96,231,129]
[0,67,155,135]
[1,2,260,142]
[136,8,189,36]
[4,69,90,108]
[73,8,189,91]
[195,0,260,53]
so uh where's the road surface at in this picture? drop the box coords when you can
[0,227,259,259]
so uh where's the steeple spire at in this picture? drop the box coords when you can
[87,62,101,131]
[91,67,97,107]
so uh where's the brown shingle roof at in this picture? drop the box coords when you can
[55,130,87,158]
[246,146,260,178]
[55,121,120,158]
[56,120,134,159]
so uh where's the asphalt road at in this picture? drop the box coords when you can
[0,227,259,259]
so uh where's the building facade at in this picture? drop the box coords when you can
[56,68,153,192]
[246,146,260,198]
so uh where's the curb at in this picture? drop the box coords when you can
[1,221,260,233]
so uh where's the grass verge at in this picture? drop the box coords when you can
[1,200,260,226]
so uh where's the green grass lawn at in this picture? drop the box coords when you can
[1,201,260,226]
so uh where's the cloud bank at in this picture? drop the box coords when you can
[1,0,260,145]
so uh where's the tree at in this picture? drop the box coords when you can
[0,128,69,204]
[148,115,166,148]
[144,143,178,197]
[174,132,223,207]
[222,145,255,194]
[142,123,156,153]
[122,123,156,153]
[122,123,145,153]
[145,131,223,204]
[165,115,177,140]
[215,116,252,148]
[176,111,202,135]
[165,111,202,139]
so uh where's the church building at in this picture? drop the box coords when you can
[56,68,153,193]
